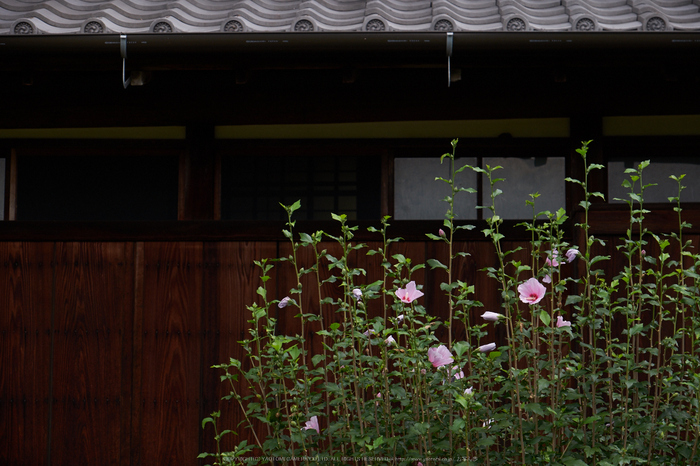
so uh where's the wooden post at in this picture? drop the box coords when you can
[4,149,17,221]
[179,124,219,220]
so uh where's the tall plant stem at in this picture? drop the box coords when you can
[447,154,456,350]
[482,162,526,464]
[311,239,334,455]
[283,205,311,420]
[228,375,264,452]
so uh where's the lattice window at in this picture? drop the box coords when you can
[221,155,380,221]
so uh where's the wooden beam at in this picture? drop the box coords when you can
[178,124,217,220]
[4,149,17,221]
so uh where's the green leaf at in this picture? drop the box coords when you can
[372,436,385,449]
[323,382,341,393]
[477,436,496,447]
[299,232,314,244]
[629,323,644,336]
[565,294,582,306]
[312,354,326,366]
[426,258,448,270]
[453,340,470,357]
[539,310,551,326]
[455,395,469,410]
[289,199,301,212]
[525,402,545,416]
[450,417,466,434]
[562,459,589,466]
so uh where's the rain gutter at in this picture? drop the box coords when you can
[0,32,698,72]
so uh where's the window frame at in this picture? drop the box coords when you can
[1,134,700,241]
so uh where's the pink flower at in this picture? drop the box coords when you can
[542,274,552,284]
[428,345,453,368]
[556,315,571,328]
[397,314,405,323]
[395,281,424,304]
[376,392,382,406]
[384,335,396,346]
[352,288,362,300]
[565,249,579,263]
[464,387,473,396]
[439,228,446,237]
[518,278,546,305]
[479,343,496,353]
[303,415,320,434]
[451,366,465,381]
[363,329,376,337]
[278,296,291,308]
[545,250,559,267]
[481,311,504,322]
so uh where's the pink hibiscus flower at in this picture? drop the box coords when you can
[481,311,504,322]
[479,343,496,353]
[518,278,546,305]
[303,415,320,434]
[396,281,424,304]
[278,296,291,308]
[545,250,559,267]
[428,345,453,368]
[556,315,572,328]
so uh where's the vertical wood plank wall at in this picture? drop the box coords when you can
[1,235,698,465]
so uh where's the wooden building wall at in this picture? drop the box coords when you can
[0,238,477,465]
[2,226,699,465]
[1,132,700,464]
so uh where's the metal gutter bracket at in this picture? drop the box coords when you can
[446,32,453,88]
[121,34,131,89]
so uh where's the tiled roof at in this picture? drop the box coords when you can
[1,0,699,34]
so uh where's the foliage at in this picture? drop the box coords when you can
[200,140,700,465]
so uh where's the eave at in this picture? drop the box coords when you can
[1,31,699,72]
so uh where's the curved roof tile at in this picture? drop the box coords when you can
[2,0,700,33]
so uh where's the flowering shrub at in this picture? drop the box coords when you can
[201,141,700,465]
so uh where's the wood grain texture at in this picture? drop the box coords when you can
[1,232,697,465]
[0,242,54,465]
[50,242,133,466]
[200,241,278,457]
[138,242,203,466]
[424,240,485,345]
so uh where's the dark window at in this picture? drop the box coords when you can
[16,155,178,221]
[221,155,381,221]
